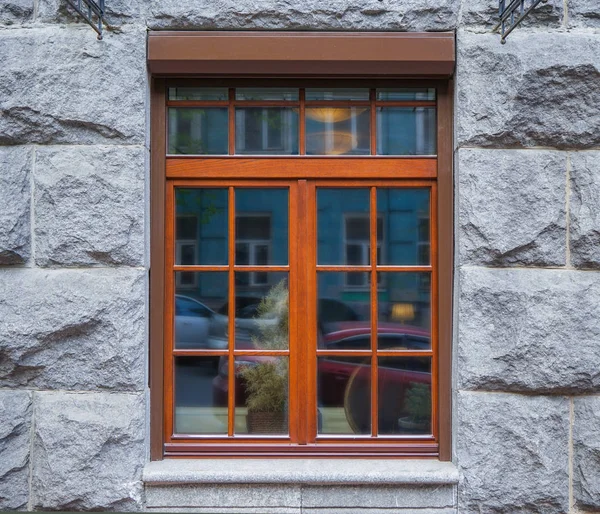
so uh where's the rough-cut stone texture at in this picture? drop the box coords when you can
[0,27,146,145]
[0,0,33,25]
[147,0,459,31]
[569,152,600,269]
[31,391,144,511]
[458,267,600,393]
[37,0,147,27]
[573,396,600,511]
[459,149,566,266]
[34,146,145,267]
[457,392,570,513]
[457,32,600,149]
[0,390,32,510]
[568,0,600,28]
[0,268,146,391]
[0,146,31,265]
[461,0,563,29]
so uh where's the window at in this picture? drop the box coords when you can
[151,79,452,459]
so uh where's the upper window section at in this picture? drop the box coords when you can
[166,87,437,156]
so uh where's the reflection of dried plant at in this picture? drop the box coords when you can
[240,280,289,413]
[405,382,431,424]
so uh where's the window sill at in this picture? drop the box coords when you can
[144,459,459,513]
[144,458,458,486]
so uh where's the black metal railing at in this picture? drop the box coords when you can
[65,0,105,39]
[496,0,548,43]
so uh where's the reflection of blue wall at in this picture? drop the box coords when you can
[176,187,430,321]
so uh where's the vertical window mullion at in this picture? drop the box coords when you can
[370,89,376,155]
[299,89,306,155]
[227,186,235,437]
[228,88,235,155]
[370,186,378,437]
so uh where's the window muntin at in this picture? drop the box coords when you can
[161,82,444,458]
[166,88,437,156]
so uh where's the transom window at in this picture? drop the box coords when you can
[155,81,450,458]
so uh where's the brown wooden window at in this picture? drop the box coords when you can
[151,80,452,459]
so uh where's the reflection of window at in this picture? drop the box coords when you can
[236,214,271,286]
[344,215,383,287]
[176,216,198,288]
[236,109,295,154]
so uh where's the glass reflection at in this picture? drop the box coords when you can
[236,88,298,100]
[317,188,369,265]
[175,188,228,265]
[377,188,430,266]
[232,274,289,349]
[168,87,228,101]
[378,357,431,435]
[235,356,289,435]
[376,88,436,101]
[306,89,369,101]
[235,108,298,155]
[235,188,288,265]
[168,108,228,154]
[317,272,368,344]
[174,272,229,350]
[318,356,371,434]
[175,356,227,434]
[377,272,431,336]
[306,108,370,155]
[377,107,436,155]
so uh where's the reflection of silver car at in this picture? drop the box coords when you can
[175,295,228,349]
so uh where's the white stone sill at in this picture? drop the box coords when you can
[143,459,459,486]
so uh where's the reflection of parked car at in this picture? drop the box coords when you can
[212,324,431,432]
[175,295,228,349]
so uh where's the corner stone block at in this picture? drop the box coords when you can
[0,146,31,264]
[146,0,459,31]
[458,267,600,393]
[568,0,600,28]
[0,0,33,25]
[459,149,566,266]
[457,391,569,513]
[35,145,145,267]
[0,27,146,145]
[0,268,146,391]
[31,391,145,511]
[0,390,32,510]
[461,0,563,30]
[573,396,600,511]
[456,31,600,149]
[569,151,600,269]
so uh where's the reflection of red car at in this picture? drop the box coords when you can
[212,324,431,433]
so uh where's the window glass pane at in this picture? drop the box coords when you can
[168,87,228,101]
[377,272,431,337]
[377,188,430,266]
[377,107,436,155]
[318,272,369,343]
[168,108,228,154]
[175,188,228,265]
[234,356,289,435]
[318,356,371,435]
[236,88,299,100]
[235,188,288,265]
[235,108,298,155]
[378,357,431,435]
[306,88,369,101]
[317,188,369,265]
[306,107,370,155]
[175,356,226,434]
[376,88,436,101]
[174,272,228,350]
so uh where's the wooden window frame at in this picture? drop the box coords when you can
[149,33,454,461]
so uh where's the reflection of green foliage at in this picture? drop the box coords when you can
[170,109,207,154]
[249,109,284,132]
[239,280,289,413]
[405,382,431,423]
[175,189,223,224]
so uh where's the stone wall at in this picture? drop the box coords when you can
[1,0,599,512]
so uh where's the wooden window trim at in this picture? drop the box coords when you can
[150,42,454,461]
